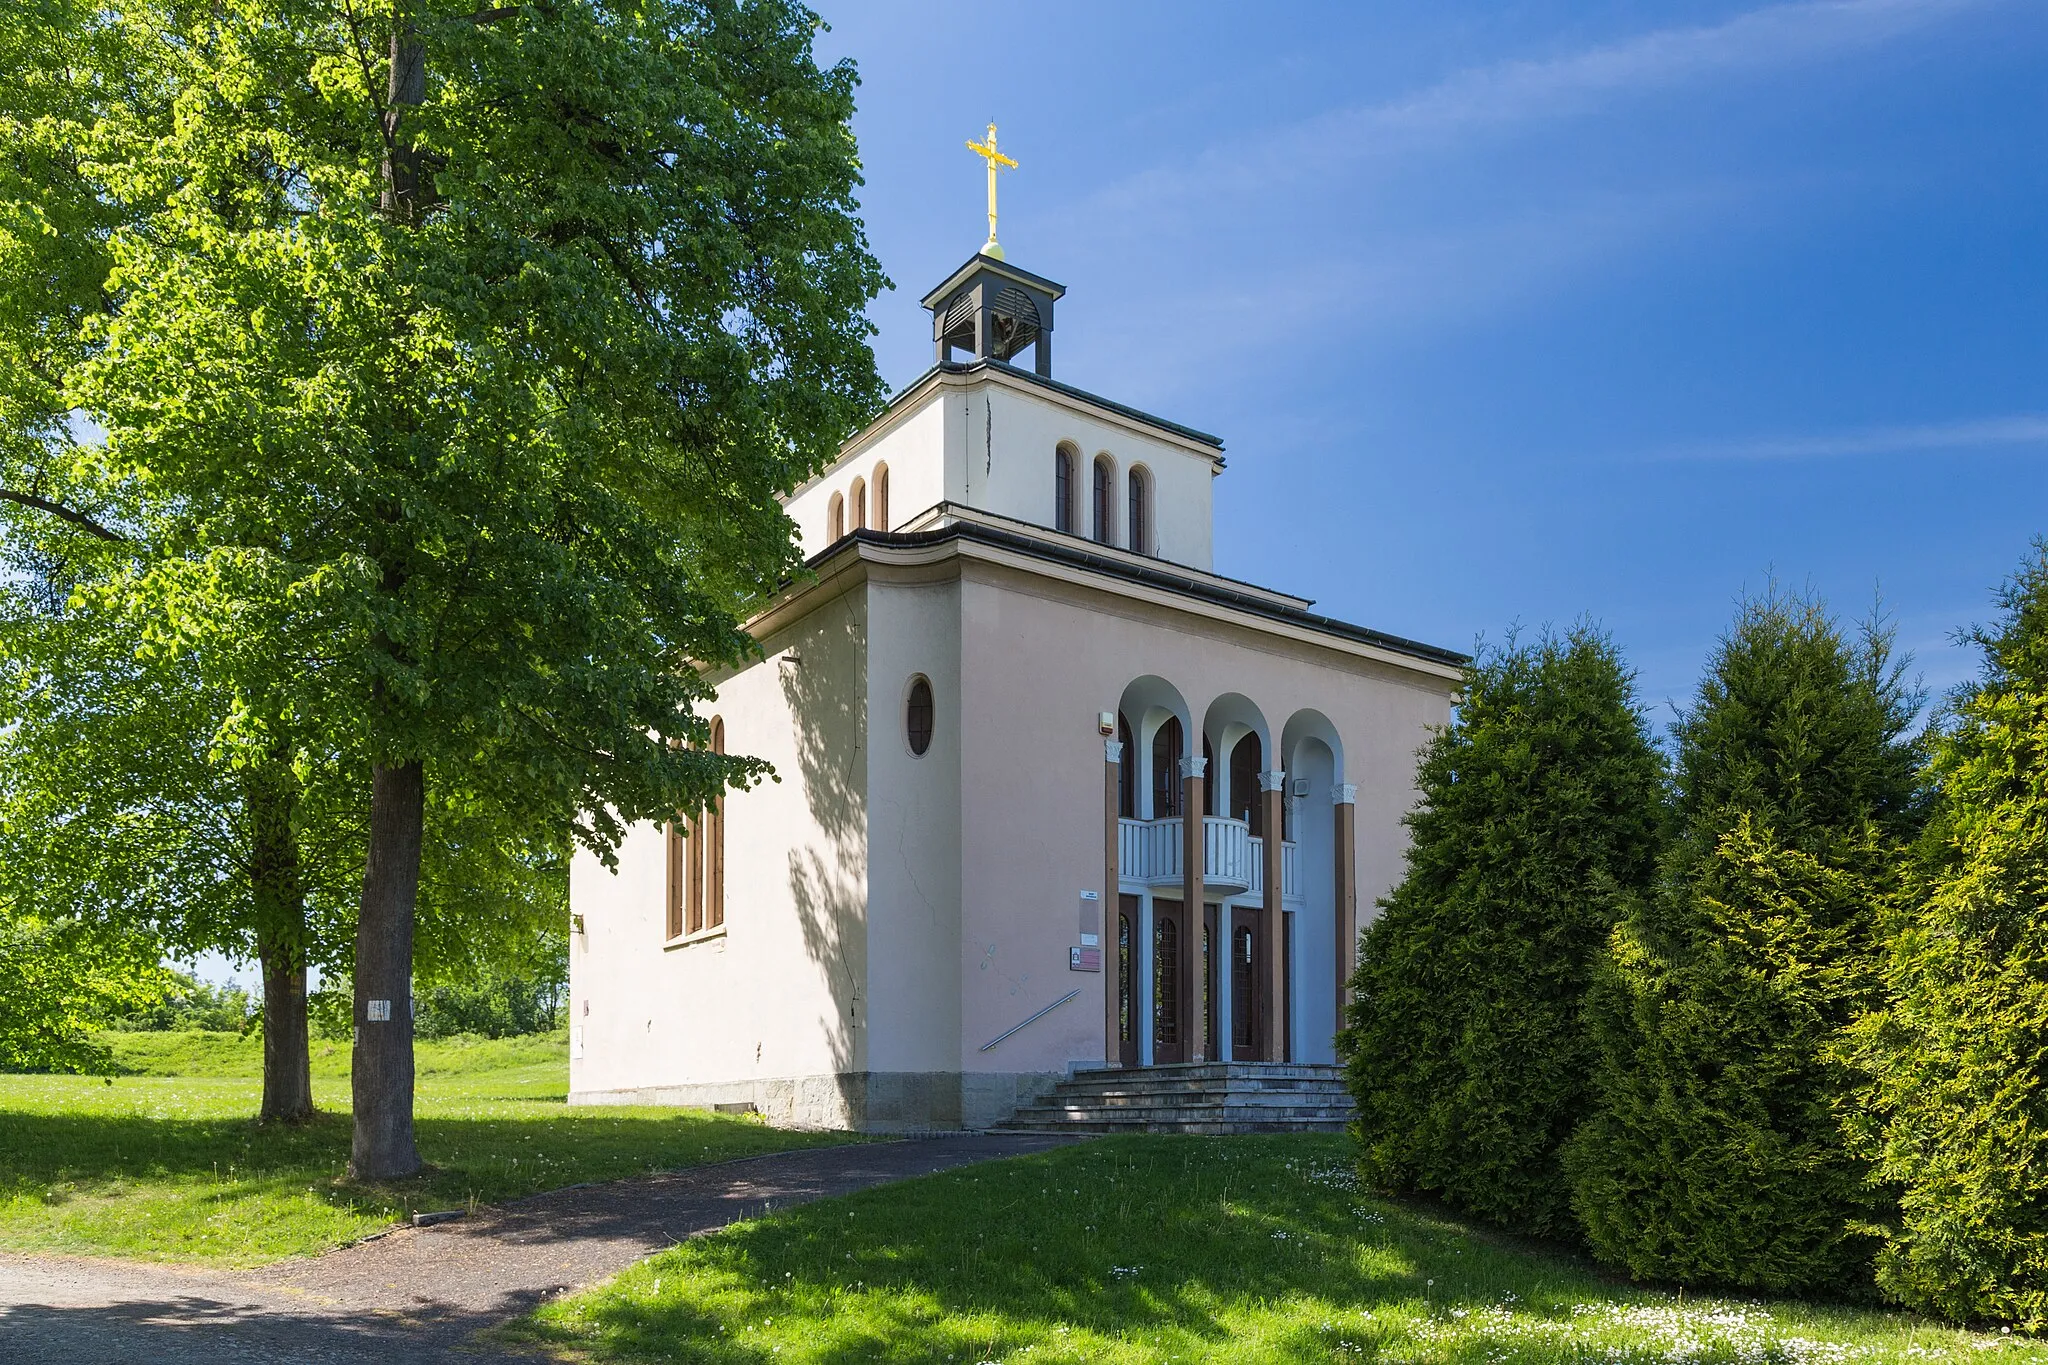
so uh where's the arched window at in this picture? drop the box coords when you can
[666,716,727,938]
[906,676,934,756]
[1151,715,1183,818]
[1230,733,1263,836]
[1054,445,1076,534]
[873,464,889,532]
[1116,712,1136,819]
[1127,466,1151,555]
[1092,455,1115,545]
[850,477,867,531]
[828,493,844,541]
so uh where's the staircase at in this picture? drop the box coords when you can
[995,1063,1355,1135]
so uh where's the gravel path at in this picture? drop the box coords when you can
[0,1133,1079,1364]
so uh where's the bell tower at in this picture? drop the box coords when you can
[921,254,1066,378]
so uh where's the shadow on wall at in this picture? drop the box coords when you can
[779,594,868,1123]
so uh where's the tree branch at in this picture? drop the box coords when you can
[0,487,128,542]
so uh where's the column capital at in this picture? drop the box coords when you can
[1179,755,1207,780]
[1258,769,1287,792]
[1332,782,1358,806]
[1104,739,1124,763]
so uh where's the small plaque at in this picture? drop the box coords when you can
[1070,946,1102,972]
[1080,932,1099,947]
[366,999,391,1022]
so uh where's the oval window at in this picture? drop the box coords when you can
[906,676,934,756]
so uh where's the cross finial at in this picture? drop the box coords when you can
[965,122,1017,260]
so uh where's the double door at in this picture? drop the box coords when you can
[1125,898,1267,1065]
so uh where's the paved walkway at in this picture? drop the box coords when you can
[0,1133,1077,1364]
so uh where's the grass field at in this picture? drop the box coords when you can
[521,1133,2039,1365]
[0,1030,850,1266]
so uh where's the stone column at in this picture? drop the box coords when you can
[1180,753,1207,1063]
[1104,738,1123,1066]
[1334,783,1359,1017]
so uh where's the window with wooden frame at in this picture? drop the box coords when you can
[1055,444,1077,533]
[873,464,890,531]
[851,477,867,531]
[665,717,727,940]
[828,493,844,541]
[1127,465,1151,555]
[1092,454,1115,544]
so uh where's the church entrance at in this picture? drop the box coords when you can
[1231,907,1265,1061]
[1151,899,1188,1064]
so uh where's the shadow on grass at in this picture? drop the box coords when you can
[520,1133,1617,1363]
[0,1105,847,1235]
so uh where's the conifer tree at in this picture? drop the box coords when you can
[1850,544,2048,1328]
[1339,627,1666,1236]
[1567,590,1921,1293]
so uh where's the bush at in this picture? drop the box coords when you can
[107,971,257,1033]
[414,972,565,1039]
[1850,543,2048,1328]
[1567,590,1922,1294]
[1338,627,1666,1237]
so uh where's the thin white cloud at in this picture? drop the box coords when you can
[1663,414,2048,460]
[1091,0,1990,215]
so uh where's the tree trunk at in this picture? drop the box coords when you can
[246,757,314,1123]
[349,759,425,1180]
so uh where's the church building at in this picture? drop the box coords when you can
[568,153,1465,1131]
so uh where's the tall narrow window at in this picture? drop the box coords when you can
[906,676,934,756]
[1117,712,1136,818]
[1054,446,1074,533]
[828,493,844,541]
[1202,735,1217,816]
[873,464,889,531]
[1127,467,1150,555]
[666,718,726,939]
[1151,715,1183,818]
[1230,733,1263,836]
[850,477,867,531]
[1092,455,1114,545]
[706,717,725,929]
[665,818,686,940]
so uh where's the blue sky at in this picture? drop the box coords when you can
[815,0,2048,720]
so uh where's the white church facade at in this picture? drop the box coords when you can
[567,248,1464,1131]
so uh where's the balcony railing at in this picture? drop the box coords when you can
[1118,817,1298,900]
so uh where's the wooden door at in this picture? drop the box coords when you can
[1117,896,1139,1067]
[1152,899,1187,1064]
[1232,907,1263,1062]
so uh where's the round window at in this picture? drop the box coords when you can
[906,676,934,756]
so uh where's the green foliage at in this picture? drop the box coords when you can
[1568,590,1922,1294]
[1849,544,2048,1328]
[0,910,171,1073]
[107,971,257,1034]
[415,968,565,1040]
[1339,626,1666,1237]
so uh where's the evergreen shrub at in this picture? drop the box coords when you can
[1851,544,2048,1328]
[1567,590,1921,1293]
[1339,627,1666,1236]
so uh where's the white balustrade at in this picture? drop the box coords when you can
[1116,816,1261,893]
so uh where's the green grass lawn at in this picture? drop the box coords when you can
[0,1030,850,1266]
[520,1133,2038,1365]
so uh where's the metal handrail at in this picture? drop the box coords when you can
[979,988,1083,1053]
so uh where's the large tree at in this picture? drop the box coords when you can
[1567,590,1922,1293]
[1849,544,2048,1328]
[1338,627,1667,1237]
[2,0,884,1175]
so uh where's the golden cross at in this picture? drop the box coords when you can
[965,122,1017,260]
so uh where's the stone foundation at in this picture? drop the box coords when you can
[568,1069,1063,1134]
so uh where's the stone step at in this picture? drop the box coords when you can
[1037,1090,1352,1112]
[995,1116,1353,1136]
[1010,1105,1353,1125]
[1051,1081,1351,1104]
